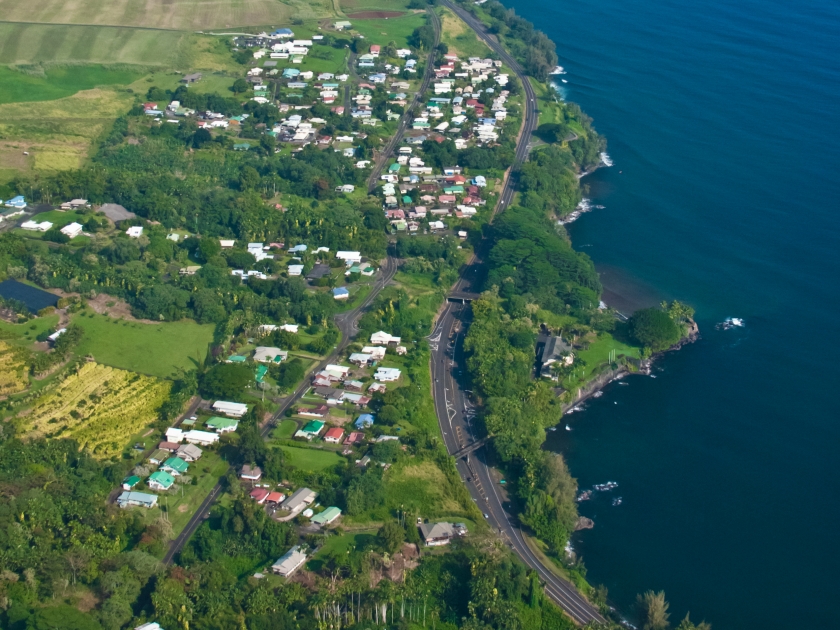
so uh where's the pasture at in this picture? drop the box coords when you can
[280,445,344,471]
[440,7,490,58]
[0,0,337,30]
[71,312,215,379]
[349,13,426,48]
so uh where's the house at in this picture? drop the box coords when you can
[298,406,328,419]
[288,264,304,276]
[148,450,169,465]
[206,417,238,433]
[295,420,326,439]
[60,222,83,238]
[240,465,263,481]
[267,491,285,504]
[184,430,220,446]
[161,457,189,476]
[126,226,143,238]
[419,522,456,546]
[344,380,365,392]
[250,488,270,504]
[349,353,373,366]
[370,44,381,56]
[180,265,201,276]
[21,221,53,232]
[344,431,365,445]
[367,382,387,394]
[335,184,355,193]
[334,21,352,30]
[272,546,307,577]
[341,393,371,407]
[148,471,175,491]
[176,443,203,462]
[254,346,288,363]
[311,506,342,525]
[333,287,350,300]
[284,488,317,514]
[375,367,401,382]
[165,428,184,443]
[4,196,26,209]
[212,400,248,418]
[540,335,573,379]
[323,427,345,443]
[182,73,202,83]
[354,413,375,429]
[117,491,158,509]
[158,441,180,453]
[370,331,401,346]
[375,435,399,443]
[273,28,294,38]
[122,476,141,491]
[135,623,163,630]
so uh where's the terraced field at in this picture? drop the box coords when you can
[0,341,29,397]
[20,362,171,459]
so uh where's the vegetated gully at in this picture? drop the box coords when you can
[430,1,606,625]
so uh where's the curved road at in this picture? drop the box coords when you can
[367,8,441,192]
[164,254,399,565]
[431,2,606,625]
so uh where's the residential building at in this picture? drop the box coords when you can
[184,430,220,446]
[117,492,158,508]
[250,488,270,504]
[272,546,307,577]
[21,221,53,232]
[206,417,239,433]
[126,226,143,238]
[295,420,326,439]
[254,346,288,363]
[122,475,141,491]
[333,287,350,300]
[60,222,83,238]
[349,352,373,366]
[148,471,175,491]
[540,335,573,379]
[240,464,262,481]
[323,427,345,443]
[354,413,375,429]
[161,457,189,476]
[344,431,365,445]
[374,367,401,382]
[165,428,184,443]
[311,507,342,525]
[148,450,169,465]
[176,443,203,462]
[283,488,317,514]
[419,522,456,546]
[212,400,248,418]
[370,331,401,345]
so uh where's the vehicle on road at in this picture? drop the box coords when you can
[483,513,489,519]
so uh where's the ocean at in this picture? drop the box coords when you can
[506,0,840,626]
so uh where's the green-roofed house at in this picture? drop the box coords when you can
[256,364,268,383]
[148,471,175,491]
[388,163,401,173]
[161,457,189,476]
[233,144,252,151]
[393,220,407,232]
[311,506,342,526]
[206,417,239,433]
[122,475,141,491]
[227,354,247,362]
[402,195,412,204]
[295,420,325,440]
[443,186,464,194]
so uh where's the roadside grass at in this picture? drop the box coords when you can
[380,459,466,519]
[0,0,337,31]
[71,311,215,379]
[272,419,298,439]
[348,13,427,49]
[439,7,490,58]
[280,445,344,471]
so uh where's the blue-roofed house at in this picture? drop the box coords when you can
[355,414,375,429]
[288,244,307,254]
[333,287,350,300]
[283,68,301,78]
[274,28,294,38]
[4,196,26,209]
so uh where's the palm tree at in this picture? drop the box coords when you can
[636,590,671,630]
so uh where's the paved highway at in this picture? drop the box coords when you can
[367,8,441,192]
[164,255,399,564]
[431,2,606,625]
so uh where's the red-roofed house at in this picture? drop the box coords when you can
[438,195,457,204]
[299,405,328,418]
[449,174,467,184]
[466,99,479,108]
[267,491,285,504]
[343,431,366,445]
[324,427,345,443]
[250,488,270,504]
[370,45,381,56]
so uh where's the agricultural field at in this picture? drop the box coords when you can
[340,0,413,12]
[439,7,490,58]
[72,312,215,379]
[18,362,171,459]
[349,13,427,48]
[0,87,133,179]
[0,341,29,396]
[0,0,337,31]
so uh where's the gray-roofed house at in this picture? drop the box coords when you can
[253,346,288,363]
[283,487,317,514]
[540,335,573,379]
[176,443,203,462]
[419,521,456,546]
[99,203,136,222]
[271,546,307,577]
[117,491,158,509]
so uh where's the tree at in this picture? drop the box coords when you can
[629,307,682,352]
[192,128,212,148]
[636,590,671,630]
[231,78,249,94]
[378,520,405,554]
[200,363,253,399]
[27,605,104,630]
[197,236,221,262]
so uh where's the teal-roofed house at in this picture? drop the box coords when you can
[206,416,239,433]
[148,471,175,491]
[161,457,189,476]
[311,506,342,525]
[122,475,141,490]
[295,420,325,440]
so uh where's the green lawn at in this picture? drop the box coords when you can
[0,64,145,106]
[306,529,378,571]
[559,331,641,389]
[71,312,215,378]
[280,445,344,471]
[0,314,59,347]
[272,419,298,439]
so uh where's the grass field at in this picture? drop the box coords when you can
[72,312,215,379]
[0,65,144,105]
[341,0,413,11]
[0,0,337,30]
[307,529,377,570]
[439,7,490,58]
[0,314,59,348]
[349,13,426,48]
[280,445,344,471]
[0,87,133,179]
[383,459,464,516]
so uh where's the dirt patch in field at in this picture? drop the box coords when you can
[346,10,406,18]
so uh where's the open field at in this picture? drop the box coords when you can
[384,459,464,516]
[307,529,377,571]
[340,0,413,11]
[18,361,170,459]
[439,7,490,58]
[0,0,337,30]
[72,312,215,378]
[280,445,344,471]
[349,13,426,48]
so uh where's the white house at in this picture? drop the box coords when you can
[60,222,84,238]
[184,430,220,446]
[374,367,402,382]
[126,226,143,238]
[21,221,53,232]
[272,546,307,577]
[212,400,248,418]
[288,265,304,276]
[165,428,185,443]
[370,331,401,346]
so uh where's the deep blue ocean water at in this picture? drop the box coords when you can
[505,0,840,626]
